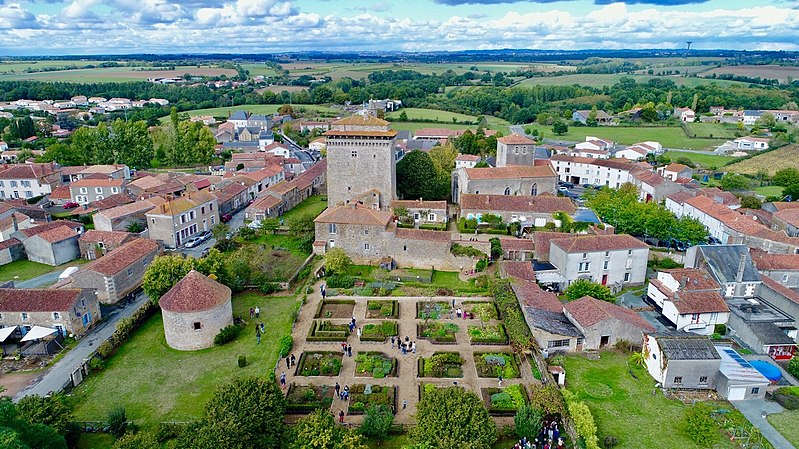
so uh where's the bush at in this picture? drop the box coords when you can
[788,356,799,379]
[214,325,242,345]
[326,274,355,289]
[714,324,727,335]
[604,435,619,448]
[514,404,543,440]
[107,406,128,438]
[681,403,720,447]
[278,335,293,358]
[238,355,247,368]
[562,390,599,449]
[451,243,487,258]
[774,387,799,410]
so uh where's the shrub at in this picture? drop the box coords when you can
[788,356,799,379]
[562,390,599,449]
[326,274,355,289]
[681,403,720,447]
[214,325,242,345]
[107,406,128,438]
[360,404,394,440]
[451,243,487,258]
[714,324,727,335]
[514,404,543,440]
[238,355,247,368]
[278,335,293,358]
[604,435,619,448]
[774,387,799,410]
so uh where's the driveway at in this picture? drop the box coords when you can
[732,399,795,449]
[14,270,62,289]
[15,293,150,401]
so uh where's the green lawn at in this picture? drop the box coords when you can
[683,122,737,139]
[663,150,739,169]
[280,195,327,222]
[767,409,799,447]
[0,260,61,282]
[524,124,724,150]
[389,121,475,132]
[516,73,745,88]
[75,432,114,449]
[755,185,785,197]
[386,108,478,123]
[69,293,299,425]
[172,104,340,120]
[559,351,738,449]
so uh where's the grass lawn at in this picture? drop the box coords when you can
[683,122,737,139]
[663,150,740,169]
[69,293,299,425]
[280,195,327,222]
[389,121,474,132]
[524,124,724,150]
[767,409,799,447]
[516,73,745,88]
[76,432,115,449]
[558,351,737,449]
[755,185,785,197]
[386,108,478,123]
[172,104,340,120]
[0,260,61,282]
[252,233,312,258]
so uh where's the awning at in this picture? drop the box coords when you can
[20,326,57,342]
[536,271,567,284]
[0,326,17,343]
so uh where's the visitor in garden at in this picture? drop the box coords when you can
[456,308,462,318]
[249,307,254,318]
[341,342,347,352]
[401,344,407,355]
[498,374,502,387]
[335,382,341,399]
[391,336,395,345]
[290,353,296,367]
[285,356,290,369]
[256,327,261,344]
[411,341,416,354]
[260,322,265,333]
[321,288,326,299]
[356,327,362,338]
[347,345,352,357]
[402,399,407,409]
[280,372,286,388]
[255,306,260,318]
[339,410,345,423]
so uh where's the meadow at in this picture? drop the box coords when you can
[663,150,739,170]
[702,65,799,83]
[0,65,237,83]
[683,122,737,139]
[725,145,799,176]
[173,104,341,119]
[522,123,724,149]
[515,73,746,88]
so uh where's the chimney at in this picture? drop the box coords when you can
[679,275,686,291]
[736,253,747,283]
[11,213,18,232]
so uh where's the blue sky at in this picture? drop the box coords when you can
[0,0,796,55]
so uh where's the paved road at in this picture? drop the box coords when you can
[178,207,246,258]
[733,399,795,449]
[15,293,150,401]
[14,271,63,289]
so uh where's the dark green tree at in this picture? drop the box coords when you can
[564,279,614,302]
[514,404,544,440]
[773,168,799,187]
[360,404,394,441]
[0,397,66,449]
[552,121,568,136]
[411,386,497,449]
[290,409,368,449]
[397,150,447,200]
[141,255,195,302]
[739,195,761,209]
[719,173,752,192]
[15,394,72,434]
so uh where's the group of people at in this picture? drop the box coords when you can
[249,306,260,318]
[334,382,350,400]
[512,421,564,449]
[340,342,353,357]
[285,353,296,369]
[390,336,416,354]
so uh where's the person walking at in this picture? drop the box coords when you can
[255,306,260,318]
[347,345,352,357]
[335,382,341,399]
[321,288,326,300]
[290,353,296,367]
[256,328,261,344]
[402,399,407,409]
[411,341,416,354]
[498,374,503,387]
[356,327,362,338]
[339,410,345,423]
[285,356,290,369]
[280,372,286,388]
[249,307,254,319]
[456,308,462,318]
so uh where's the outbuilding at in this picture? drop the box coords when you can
[715,346,769,401]
[159,270,233,351]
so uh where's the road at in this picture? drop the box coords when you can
[15,293,150,401]
[14,271,62,289]
[178,207,246,258]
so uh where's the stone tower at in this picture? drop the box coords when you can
[496,133,536,167]
[324,115,397,209]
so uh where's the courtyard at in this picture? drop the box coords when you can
[282,283,541,426]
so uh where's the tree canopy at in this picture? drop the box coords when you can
[411,386,497,449]
[564,279,614,302]
[289,409,368,449]
[0,396,67,449]
[396,150,449,200]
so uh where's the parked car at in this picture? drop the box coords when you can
[200,247,210,257]
[559,181,574,188]
[247,220,262,230]
[708,236,722,245]
[63,201,79,209]
[221,213,233,222]
[199,230,212,241]
[184,236,203,248]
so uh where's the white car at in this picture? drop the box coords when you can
[247,220,262,230]
[184,236,203,248]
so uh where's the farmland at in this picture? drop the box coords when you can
[725,144,799,176]
[172,104,341,120]
[663,150,739,169]
[0,65,238,83]
[515,73,746,88]
[683,122,737,139]
[702,65,799,83]
[522,124,725,149]
[386,107,478,123]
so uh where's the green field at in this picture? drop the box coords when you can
[0,59,111,73]
[386,107,478,123]
[755,185,785,198]
[0,65,238,83]
[515,73,745,88]
[389,121,475,133]
[726,145,799,176]
[559,351,739,449]
[524,124,724,149]
[664,150,739,169]
[70,293,298,425]
[0,260,61,282]
[683,122,737,139]
[173,104,340,120]
[767,409,799,447]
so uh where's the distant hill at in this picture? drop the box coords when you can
[725,144,799,176]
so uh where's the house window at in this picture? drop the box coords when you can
[624,273,630,282]
[783,274,790,283]
[80,187,87,194]
[691,313,700,323]
[428,213,436,221]
[24,191,32,198]
[95,187,103,194]
[751,387,760,395]
[352,150,357,157]
[111,187,119,194]
[710,312,718,322]
[699,376,708,384]
[673,376,683,384]
[403,245,407,251]
[603,261,609,270]
[582,253,588,259]
[329,223,337,234]
[531,183,537,196]
[10,181,17,187]
[579,262,590,272]
[52,312,60,320]
[363,243,370,250]
[127,268,133,276]
[364,229,369,235]
[21,312,28,321]
[547,339,570,348]
[96,195,103,201]
[193,322,202,330]
[504,187,511,196]
[605,251,609,257]
[628,250,632,255]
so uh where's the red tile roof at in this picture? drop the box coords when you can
[565,296,655,331]
[248,195,282,212]
[499,238,535,251]
[533,231,564,261]
[83,238,159,276]
[35,226,81,243]
[774,209,799,228]
[455,154,481,162]
[664,163,689,173]
[19,221,83,239]
[0,238,22,251]
[70,178,124,188]
[512,280,563,313]
[464,165,555,180]
[0,163,59,180]
[391,199,447,211]
[0,288,84,312]
[460,194,575,214]
[48,185,71,200]
[550,234,648,253]
[395,228,451,242]
[497,133,535,145]
[660,268,720,291]
[315,203,392,226]
[79,230,134,246]
[159,270,232,313]
[751,249,799,271]
[243,165,284,182]
[502,261,536,281]
[760,276,799,305]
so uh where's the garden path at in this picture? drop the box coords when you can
[281,282,540,427]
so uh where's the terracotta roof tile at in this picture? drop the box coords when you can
[394,228,450,242]
[35,226,81,243]
[315,203,392,226]
[0,163,59,180]
[0,238,22,251]
[455,154,481,162]
[774,209,799,228]
[533,231,565,261]
[760,276,799,305]
[97,198,160,220]
[248,195,282,212]
[512,280,563,313]
[497,133,535,145]
[83,238,159,276]
[551,234,648,253]
[565,296,655,331]
[498,238,534,251]
[79,230,134,246]
[48,185,72,200]
[267,180,297,195]
[159,270,231,313]
[391,199,447,210]
[664,163,689,173]
[460,194,574,214]
[751,249,799,271]
[0,288,85,312]
[70,178,124,188]
[502,261,536,281]
[464,165,555,180]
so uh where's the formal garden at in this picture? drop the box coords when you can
[417,321,460,343]
[419,352,465,378]
[296,351,344,377]
[354,352,397,378]
[366,299,399,319]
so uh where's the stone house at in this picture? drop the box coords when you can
[290,160,327,200]
[16,222,84,266]
[658,163,693,181]
[390,199,447,226]
[0,288,100,337]
[647,268,730,335]
[145,191,218,249]
[684,245,762,298]
[549,234,650,290]
[458,193,575,228]
[643,332,721,389]
[78,230,136,260]
[0,238,24,266]
[74,164,130,181]
[632,169,683,203]
[265,181,300,211]
[498,238,535,262]
[159,270,233,351]
[515,280,584,353]
[242,165,285,195]
[496,133,537,167]
[452,164,557,203]
[92,197,165,232]
[211,180,250,216]
[549,155,635,188]
[0,211,32,241]
[245,195,284,221]
[750,249,799,288]
[771,209,799,237]
[69,178,126,205]
[0,162,61,200]
[564,296,656,349]
[68,238,160,304]
[455,154,481,169]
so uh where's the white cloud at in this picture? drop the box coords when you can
[0,3,38,29]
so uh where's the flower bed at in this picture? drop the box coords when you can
[482,384,529,416]
[468,324,508,345]
[354,352,397,378]
[417,301,451,319]
[474,352,521,378]
[314,299,355,319]
[296,351,343,376]
[361,321,399,342]
[463,301,500,320]
[418,322,459,344]
[347,384,397,415]
[307,320,350,342]
[419,352,464,378]
[285,383,335,414]
[366,300,399,319]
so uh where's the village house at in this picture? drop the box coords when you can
[726,292,796,361]
[613,146,648,160]
[733,136,770,151]
[684,245,762,298]
[572,110,612,125]
[390,199,447,227]
[549,234,650,290]
[549,155,635,188]
[643,332,721,389]
[499,238,535,262]
[92,197,165,232]
[69,178,125,205]
[674,107,696,122]
[646,268,730,335]
[75,164,130,181]
[750,249,799,288]
[631,169,683,203]
[145,191,218,249]
[265,181,300,211]
[78,230,136,260]
[714,346,770,401]
[516,280,584,353]
[0,204,33,241]
[15,221,84,266]
[575,136,614,153]
[67,238,161,304]
[455,154,481,169]
[657,163,693,181]
[459,193,575,228]
[770,209,799,237]
[211,180,250,216]
[245,195,284,221]
[0,288,101,337]
[452,164,557,203]
[242,165,285,195]
[308,137,327,152]
[0,162,60,199]
[564,295,656,349]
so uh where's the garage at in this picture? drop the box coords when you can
[716,346,770,401]
[727,386,747,401]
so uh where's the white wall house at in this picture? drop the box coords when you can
[0,163,59,199]
[733,137,769,151]
[647,269,730,335]
[549,234,650,291]
[549,155,635,188]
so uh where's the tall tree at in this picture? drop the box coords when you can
[290,409,368,449]
[141,255,195,303]
[411,386,497,449]
[396,150,447,200]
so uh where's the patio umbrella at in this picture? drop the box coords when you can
[20,325,58,342]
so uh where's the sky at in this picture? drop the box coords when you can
[0,0,797,55]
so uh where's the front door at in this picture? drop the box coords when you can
[600,335,610,347]
[601,275,608,285]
